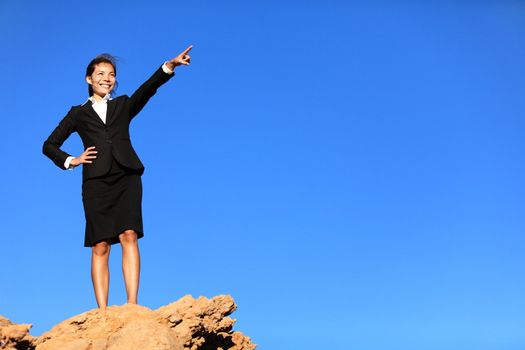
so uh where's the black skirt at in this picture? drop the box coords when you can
[82,157,144,247]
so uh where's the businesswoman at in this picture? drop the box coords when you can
[43,45,192,308]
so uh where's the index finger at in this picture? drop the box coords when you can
[86,146,96,150]
[181,45,193,55]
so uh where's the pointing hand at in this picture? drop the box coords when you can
[165,45,193,71]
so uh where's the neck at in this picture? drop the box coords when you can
[91,94,106,102]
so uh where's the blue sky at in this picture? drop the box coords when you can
[1,1,524,349]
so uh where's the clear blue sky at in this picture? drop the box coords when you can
[1,1,524,349]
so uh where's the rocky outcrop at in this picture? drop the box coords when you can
[0,295,255,350]
[0,315,35,350]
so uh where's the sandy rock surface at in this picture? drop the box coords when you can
[0,295,255,350]
[0,315,35,350]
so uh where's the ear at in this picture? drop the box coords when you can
[85,76,92,85]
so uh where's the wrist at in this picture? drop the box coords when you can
[162,62,176,75]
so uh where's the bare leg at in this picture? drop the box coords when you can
[91,240,111,308]
[119,230,140,304]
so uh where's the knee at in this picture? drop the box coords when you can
[120,230,138,245]
[93,241,110,256]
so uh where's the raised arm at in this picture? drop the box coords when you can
[128,45,192,119]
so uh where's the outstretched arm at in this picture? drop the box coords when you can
[128,45,193,119]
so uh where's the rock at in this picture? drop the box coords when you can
[0,295,255,350]
[0,315,36,350]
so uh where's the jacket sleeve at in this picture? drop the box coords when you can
[42,107,77,170]
[127,65,175,120]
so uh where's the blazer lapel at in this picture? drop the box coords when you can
[106,99,117,126]
[81,102,105,126]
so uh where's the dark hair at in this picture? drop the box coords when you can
[85,53,118,96]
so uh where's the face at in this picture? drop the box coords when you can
[86,62,116,98]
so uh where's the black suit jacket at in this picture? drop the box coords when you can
[43,65,174,181]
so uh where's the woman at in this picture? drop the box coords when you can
[43,45,192,308]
